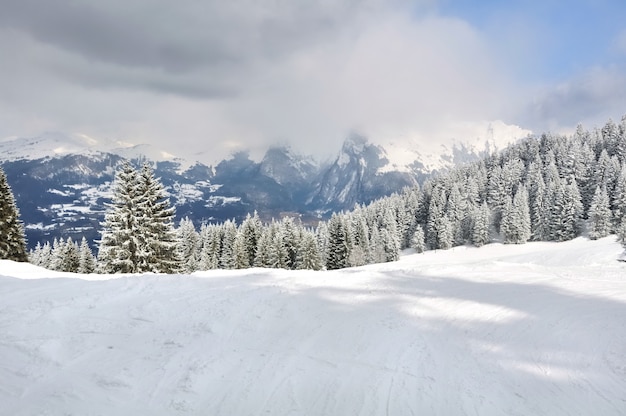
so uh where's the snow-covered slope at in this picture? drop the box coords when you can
[1,237,625,415]
[0,132,185,164]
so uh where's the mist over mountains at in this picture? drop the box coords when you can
[0,132,492,249]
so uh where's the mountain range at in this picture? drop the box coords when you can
[0,132,494,249]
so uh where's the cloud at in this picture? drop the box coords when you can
[520,66,626,133]
[0,0,590,162]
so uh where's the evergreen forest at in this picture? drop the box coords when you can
[14,115,626,273]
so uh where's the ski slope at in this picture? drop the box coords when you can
[1,237,625,415]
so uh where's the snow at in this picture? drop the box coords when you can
[376,120,531,174]
[0,132,191,168]
[1,237,625,415]
[205,195,242,207]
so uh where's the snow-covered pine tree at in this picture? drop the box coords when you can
[296,231,323,270]
[177,217,200,273]
[98,161,141,273]
[239,212,263,267]
[29,242,44,267]
[280,217,300,270]
[437,216,454,250]
[501,186,531,244]
[135,163,180,273]
[37,241,52,269]
[486,165,507,229]
[588,186,612,240]
[446,185,465,245]
[60,237,80,272]
[350,210,371,262]
[617,217,626,248]
[49,238,65,271]
[426,185,446,249]
[471,202,490,247]
[380,206,400,261]
[400,187,421,248]
[315,221,329,263]
[326,213,349,270]
[219,219,237,269]
[78,237,96,274]
[381,228,400,262]
[410,225,426,253]
[555,179,584,241]
[368,226,386,264]
[253,226,273,268]
[612,164,626,227]
[198,223,220,270]
[0,167,28,262]
[98,161,180,274]
[233,230,250,269]
[268,227,289,269]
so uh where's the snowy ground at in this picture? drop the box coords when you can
[1,237,625,415]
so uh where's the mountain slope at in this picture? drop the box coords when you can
[0,132,491,248]
[1,237,625,415]
[309,134,417,209]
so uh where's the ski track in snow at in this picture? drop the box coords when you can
[1,237,626,415]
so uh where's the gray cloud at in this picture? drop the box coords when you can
[0,0,420,101]
[2,0,617,163]
[520,67,626,133]
[0,0,392,73]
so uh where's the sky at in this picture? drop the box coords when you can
[0,0,625,162]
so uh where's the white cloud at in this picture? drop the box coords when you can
[521,66,626,133]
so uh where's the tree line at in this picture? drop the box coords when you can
[5,115,626,272]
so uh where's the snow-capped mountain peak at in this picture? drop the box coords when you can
[0,132,187,167]
[259,145,319,186]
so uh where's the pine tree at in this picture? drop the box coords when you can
[253,226,274,268]
[38,241,52,269]
[471,202,490,247]
[98,161,141,273]
[426,186,446,249]
[177,217,200,273]
[437,216,454,250]
[239,212,262,267]
[296,231,323,270]
[350,212,371,262]
[0,167,28,262]
[219,220,237,269]
[29,242,44,267]
[588,186,612,240]
[233,230,250,269]
[60,237,80,272]
[617,217,626,248]
[326,214,349,270]
[78,237,96,274]
[198,224,220,270]
[49,238,65,271]
[98,161,180,274]
[269,228,289,269]
[380,207,400,261]
[501,187,531,244]
[612,164,626,227]
[280,217,300,270]
[410,226,426,253]
[486,165,507,229]
[551,179,583,241]
[135,163,180,273]
[446,185,465,245]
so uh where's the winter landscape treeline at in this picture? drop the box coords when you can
[10,115,626,272]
